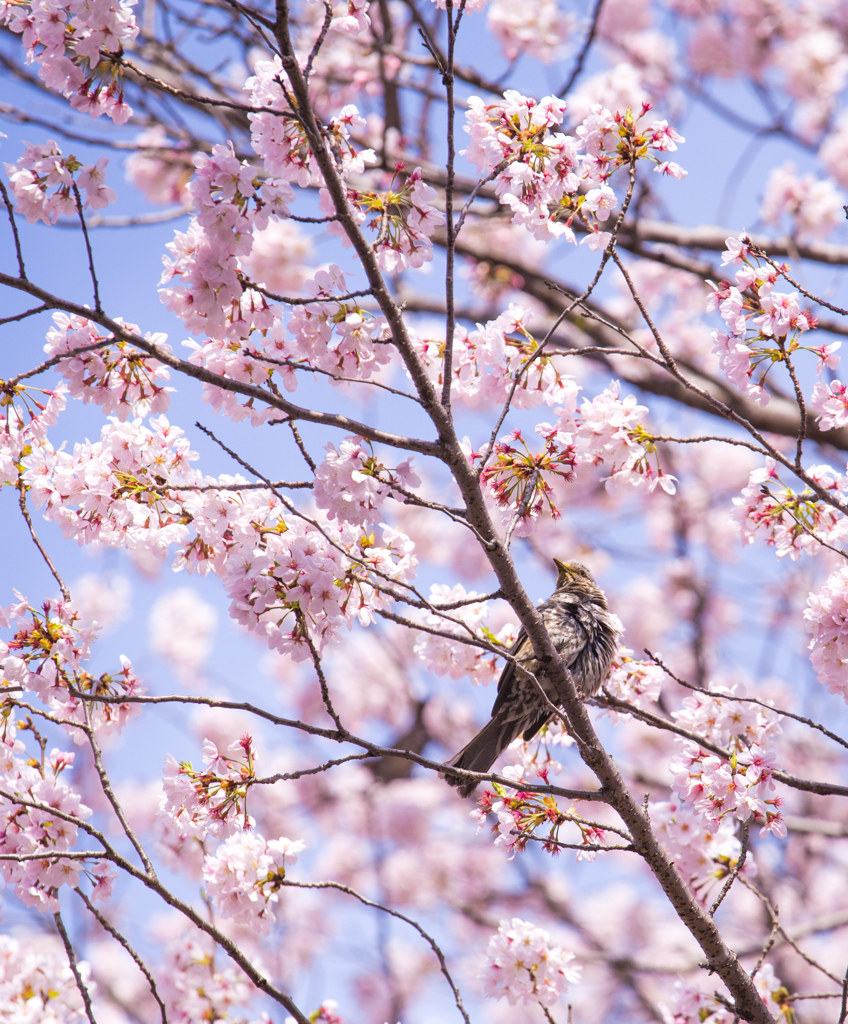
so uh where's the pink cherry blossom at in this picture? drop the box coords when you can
[480,917,580,1006]
[811,379,848,430]
[805,566,848,698]
[203,830,304,934]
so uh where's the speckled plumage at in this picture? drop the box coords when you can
[444,560,620,797]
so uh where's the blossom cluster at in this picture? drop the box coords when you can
[668,685,785,840]
[5,140,116,224]
[1,592,142,737]
[413,303,580,410]
[669,965,791,1024]
[651,797,755,902]
[160,736,257,841]
[0,933,95,1021]
[731,457,847,560]
[324,0,370,35]
[479,917,581,1007]
[708,236,830,406]
[22,411,417,657]
[346,165,446,273]
[0,380,66,488]
[203,830,305,935]
[159,932,267,1023]
[155,129,392,421]
[413,584,518,687]
[469,377,678,525]
[477,778,613,862]
[246,63,374,187]
[577,380,677,494]
[159,141,294,352]
[0,0,137,122]
[464,92,684,243]
[760,161,845,243]
[602,653,665,717]
[284,265,394,383]
[481,423,579,524]
[0,741,115,911]
[804,565,848,698]
[44,311,173,419]
[123,125,194,206]
[811,378,848,430]
[487,0,574,63]
[180,262,394,419]
[23,414,200,555]
[313,436,420,528]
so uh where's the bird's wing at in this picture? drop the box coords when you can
[489,627,528,717]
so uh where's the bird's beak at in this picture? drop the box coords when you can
[553,558,569,574]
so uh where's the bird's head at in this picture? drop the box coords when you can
[553,558,597,591]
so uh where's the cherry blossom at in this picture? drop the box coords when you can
[44,312,173,419]
[124,126,194,206]
[603,653,665,714]
[0,745,103,910]
[811,379,848,430]
[577,380,677,493]
[149,587,218,679]
[158,932,265,1023]
[487,0,574,63]
[313,436,420,527]
[413,584,518,685]
[665,683,785,843]
[481,425,579,524]
[804,566,848,698]
[760,162,845,243]
[0,933,95,1020]
[731,458,847,560]
[203,830,304,934]
[3,2,848,1020]
[412,304,580,409]
[160,736,257,840]
[0,0,137,122]
[479,917,581,1006]
[347,166,445,272]
[0,592,142,737]
[5,140,117,224]
[707,242,823,406]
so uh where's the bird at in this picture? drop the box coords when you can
[443,559,620,797]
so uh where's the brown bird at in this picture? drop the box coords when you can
[443,559,620,797]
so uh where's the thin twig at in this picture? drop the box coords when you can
[18,480,70,601]
[304,0,334,79]
[440,0,461,408]
[709,819,749,917]
[0,303,48,325]
[283,878,471,1023]
[558,0,606,97]
[288,420,317,472]
[0,179,26,279]
[80,697,157,877]
[645,650,848,753]
[74,887,169,1024]
[71,183,101,312]
[253,752,375,784]
[54,911,98,1024]
[300,620,344,731]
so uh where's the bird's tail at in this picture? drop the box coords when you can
[441,712,522,798]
